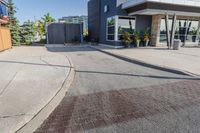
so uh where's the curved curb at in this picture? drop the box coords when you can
[16,55,75,133]
[89,45,200,78]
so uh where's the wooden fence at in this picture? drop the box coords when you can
[0,27,12,52]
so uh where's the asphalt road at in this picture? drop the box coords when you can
[35,45,200,133]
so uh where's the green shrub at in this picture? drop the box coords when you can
[122,32,131,47]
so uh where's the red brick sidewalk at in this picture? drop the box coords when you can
[35,80,200,133]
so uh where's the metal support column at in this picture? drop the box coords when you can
[114,16,118,42]
[170,14,177,49]
[165,14,170,49]
[197,19,200,46]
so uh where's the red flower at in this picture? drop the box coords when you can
[0,16,8,24]
[2,15,8,21]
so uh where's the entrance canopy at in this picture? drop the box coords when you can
[122,0,200,17]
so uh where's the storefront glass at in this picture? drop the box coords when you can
[106,16,135,41]
[160,18,199,44]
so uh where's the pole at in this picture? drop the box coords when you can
[197,19,200,46]
[170,14,177,49]
[45,22,49,44]
[165,13,170,49]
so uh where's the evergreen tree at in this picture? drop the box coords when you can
[8,0,21,46]
[20,20,36,45]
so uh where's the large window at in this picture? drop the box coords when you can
[160,19,199,43]
[107,17,115,41]
[118,17,135,41]
[106,16,135,41]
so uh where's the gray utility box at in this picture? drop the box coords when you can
[173,39,181,50]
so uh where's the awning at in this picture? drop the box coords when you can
[122,0,200,9]
[122,0,200,17]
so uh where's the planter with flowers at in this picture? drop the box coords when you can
[122,32,132,48]
[190,27,197,42]
[142,28,150,47]
[133,31,140,47]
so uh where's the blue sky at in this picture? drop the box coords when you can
[14,0,88,24]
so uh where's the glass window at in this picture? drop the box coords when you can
[107,17,115,26]
[104,5,108,13]
[118,17,135,41]
[106,16,136,41]
[160,18,199,43]
[160,19,172,42]
[106,17,115,41]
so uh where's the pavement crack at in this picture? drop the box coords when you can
[40,56,58,69]
[0,71,18,96]
[0,64,25,96]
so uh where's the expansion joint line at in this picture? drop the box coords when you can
[0,71,18,96]
[0,64,25,96]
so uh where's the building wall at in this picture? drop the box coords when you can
[151,15,162,46]
[59,15,88,30]
[88,0,101,42]
[88,0,128,45]
[99,0,128,46]
[135,15,152,33]
[88,0,154,46]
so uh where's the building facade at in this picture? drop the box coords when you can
[59,15,88,31]
[88,0,200,47]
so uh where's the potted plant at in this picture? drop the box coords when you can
[133,31,140,47]
[191,27,197,42]
[122,32,131,48]
[142,28,150,47]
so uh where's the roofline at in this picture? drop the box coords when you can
[122,0,200,9]
[124,2,200,15]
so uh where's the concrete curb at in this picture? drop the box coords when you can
[89,45,200,78]
[16,55,75,133]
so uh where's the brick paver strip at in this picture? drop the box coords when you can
[35,80,200,133]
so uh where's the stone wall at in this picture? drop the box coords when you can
[151,15,161,46]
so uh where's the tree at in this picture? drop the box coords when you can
[7,0,21,46]
[20,20,36,45]
[37,13,55,41]
[41,13,56,23]
[37,20,45,39]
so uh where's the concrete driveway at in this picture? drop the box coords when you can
[35,45,199,133]
[95,45,200,76]
[0,46,72,133]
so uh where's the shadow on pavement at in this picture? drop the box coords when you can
[46,45,98,53]
[0,60,72,68]
[76,70,199,80]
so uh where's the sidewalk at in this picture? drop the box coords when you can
[0,46,73,133]
[92,45,200,76]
